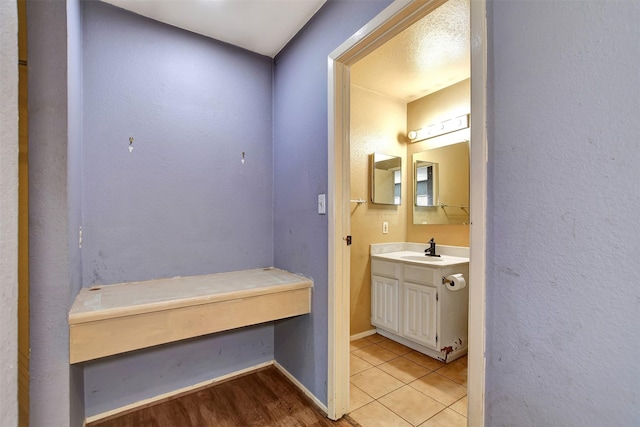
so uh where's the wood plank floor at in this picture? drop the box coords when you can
[88,366,357,427]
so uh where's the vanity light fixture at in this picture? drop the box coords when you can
[407,114,469,143]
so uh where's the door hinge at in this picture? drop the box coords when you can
[78,226,83,249]
[436,293,439,301]
[345,235,352,246]
[436,334,438,342]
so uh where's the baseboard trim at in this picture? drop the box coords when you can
[350,329,377,341]
[274,361,328,415]
[85,360,274,424]
[376,328,467,363]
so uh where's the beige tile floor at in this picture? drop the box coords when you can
[348,334,468,427]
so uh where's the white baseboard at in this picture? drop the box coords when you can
[274,361,328,415]
[85,360,274,424]
[350,329,377,341]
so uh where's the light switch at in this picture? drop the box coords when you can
[382,221,389,234]
[318,194,326,215]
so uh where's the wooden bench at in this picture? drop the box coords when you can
[68,268,312,364]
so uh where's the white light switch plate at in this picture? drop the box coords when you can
[382,221,389,234]
[318,194,326,214]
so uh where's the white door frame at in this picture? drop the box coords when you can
[327,0,487,425]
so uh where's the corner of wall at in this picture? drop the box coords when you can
[0,0,19,425]
[67,0,85,423]
[27,0,75,423]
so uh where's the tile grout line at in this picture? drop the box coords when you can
[352,381,460,427]
[349,334,468,426]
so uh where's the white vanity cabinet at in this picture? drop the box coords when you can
[370,252,469,363]
[371,259,400,333]
[371,275,400,333]
[403,281,437,348]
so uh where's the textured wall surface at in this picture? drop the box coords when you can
[82,1,274,285]
[0,0,19,425]
[84,324,274,416]
[349,86,407,335]
[67,0,85,423]
[81,2,275,416]
[486,1,640,425]
[272,0,393,405]
[20,0,640,423]
[67,0,83,317]
[27,0,73,424]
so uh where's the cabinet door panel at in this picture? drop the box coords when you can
[403,282,437,348]
[371,275,399,333]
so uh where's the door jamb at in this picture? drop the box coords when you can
[327,0,487,425]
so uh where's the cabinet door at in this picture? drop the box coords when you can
[371,275,399,333]
[403,282,437,348]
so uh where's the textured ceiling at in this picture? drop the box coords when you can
[101,0,326,58]
[351,0,470,103]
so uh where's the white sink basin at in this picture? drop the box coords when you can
[371,251,469,267]
[401,255,443,262]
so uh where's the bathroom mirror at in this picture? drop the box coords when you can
[370,153,401,205]
[412,141,469,224]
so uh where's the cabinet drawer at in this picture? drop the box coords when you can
[403,265,436,285]
[371,259,399,278]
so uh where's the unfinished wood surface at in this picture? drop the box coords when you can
[87,366,356,427]
[69,268,312,364]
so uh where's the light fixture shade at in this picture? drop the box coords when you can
[408,114,469,143]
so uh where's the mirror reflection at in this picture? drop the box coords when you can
[412,141,469,224]
[371,153,401,205]
[415,160,438,207]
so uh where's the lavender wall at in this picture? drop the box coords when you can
[82,1,274,285]
[22,0,640,423]
[67,0,85,423]
[0,0,18,424]
[28,0,85,423]
[81,1,275,416]
[272,0,392,405]
[27,0,74,424]
[486,1,640,425]
[84,324,273,416]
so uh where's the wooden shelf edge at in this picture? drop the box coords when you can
[68,269,313,364]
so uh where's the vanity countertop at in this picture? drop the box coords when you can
[371,251,469,267]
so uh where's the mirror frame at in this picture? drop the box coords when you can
[370,152,402,206]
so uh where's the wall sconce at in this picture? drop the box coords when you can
[407,114,469,143]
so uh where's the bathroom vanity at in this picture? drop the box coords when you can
[370,243,469,362]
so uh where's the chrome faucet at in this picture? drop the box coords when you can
[424,238,441,257]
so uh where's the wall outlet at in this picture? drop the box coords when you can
[382,221,389,234]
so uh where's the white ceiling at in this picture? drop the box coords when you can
[102,0,469,102]
[102,0,327,58]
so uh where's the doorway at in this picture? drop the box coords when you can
[327,0,487,425]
